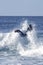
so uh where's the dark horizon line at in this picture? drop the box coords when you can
[0,15,43,17]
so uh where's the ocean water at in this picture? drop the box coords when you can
[0,16,43,65]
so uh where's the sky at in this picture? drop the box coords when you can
[0,0,43,16]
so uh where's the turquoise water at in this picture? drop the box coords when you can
[0,16,43,65]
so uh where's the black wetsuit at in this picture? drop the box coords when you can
[15,24,32,37]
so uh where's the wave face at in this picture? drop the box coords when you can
[0,18,43,56]
[0,16,43,65]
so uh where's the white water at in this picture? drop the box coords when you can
[0,20,43,57]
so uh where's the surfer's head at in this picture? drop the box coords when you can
[27,24,33,31]
[29,24,33,30]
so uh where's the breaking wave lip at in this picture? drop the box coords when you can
[0,20,43,57]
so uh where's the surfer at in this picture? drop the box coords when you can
[15,24,33,37]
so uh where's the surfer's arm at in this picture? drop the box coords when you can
[15,30,21,32]
[15,29,26,36]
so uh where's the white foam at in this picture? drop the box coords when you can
[17,20,43,57]
[0,20,43,57]
[0,30,19,47]
[18,44,43,57]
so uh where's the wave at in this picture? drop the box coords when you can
[0,20,43,57]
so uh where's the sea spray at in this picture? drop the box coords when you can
[17,20,43,57]
[0,20,43,57]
